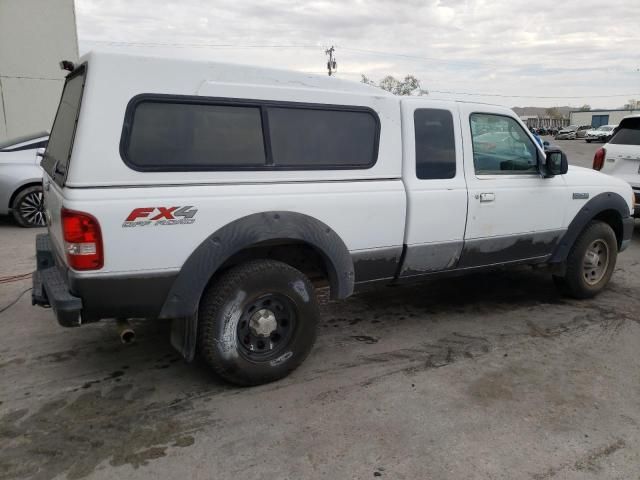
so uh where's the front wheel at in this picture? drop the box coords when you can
[198,259,319,386]
[12,185,45,227]
[553,221,617,299]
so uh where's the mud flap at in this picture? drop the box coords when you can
[170,314,198,362]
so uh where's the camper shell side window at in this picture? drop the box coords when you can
[120,95,381,172]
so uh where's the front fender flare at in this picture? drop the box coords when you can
[550,191,631,263]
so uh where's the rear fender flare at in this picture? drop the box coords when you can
[161,211,354,360]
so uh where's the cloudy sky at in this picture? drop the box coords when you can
[75,0,640,108]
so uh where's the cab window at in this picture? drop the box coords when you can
[414,108,456,179]
[470,113,538,175]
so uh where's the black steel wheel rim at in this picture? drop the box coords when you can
[237,293,297,361]
[19,191,45,226]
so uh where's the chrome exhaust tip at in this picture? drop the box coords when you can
[116,318,136,344]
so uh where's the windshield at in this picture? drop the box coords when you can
[41,65,86,185]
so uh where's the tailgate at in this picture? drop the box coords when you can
[603,144,640,188]
[42,171,66,261]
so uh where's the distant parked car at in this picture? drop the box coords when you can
[555,125,578,140]
[585,125,617,143]
[0,132,48,227]
[575,125,592,138]
[593,115,639,217]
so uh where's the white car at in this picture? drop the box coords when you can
[555,125,578,140]
[0,132,48,227]
[594,115,640,217]
[585,124,617,143]
[32,52,634,386]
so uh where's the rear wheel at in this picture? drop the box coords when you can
[198,259,319,386]
[12,185,45,227]
[553,221,617,298]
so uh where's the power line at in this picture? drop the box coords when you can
[338,46,639,74]
[84,39,637,73]
[85,39,320,49]
[338,46,503,68]
[429,90,640,99]
[81,39,639,99]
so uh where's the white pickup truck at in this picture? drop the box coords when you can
[33,52,635,386]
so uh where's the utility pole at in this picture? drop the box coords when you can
[325,46,337,76]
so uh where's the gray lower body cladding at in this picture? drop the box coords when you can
[457,230,564,268]
[69,272,177,322]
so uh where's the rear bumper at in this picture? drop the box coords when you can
[620,216,635,251]
[32,233,178,326]
[32,234,82,327]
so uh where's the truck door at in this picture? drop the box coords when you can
[457,104,567,267]
[399,100,467,277]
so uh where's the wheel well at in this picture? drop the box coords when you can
[9,182,41,209]
[217,240,331,290]
[593,209,623,249]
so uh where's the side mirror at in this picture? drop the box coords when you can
[544,147,568,177]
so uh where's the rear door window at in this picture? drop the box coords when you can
[609,118,640,145]
[42,65,86,186]
[414,108,456,179]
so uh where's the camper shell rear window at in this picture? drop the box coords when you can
[120,95,380,171]
[41,64,87,186]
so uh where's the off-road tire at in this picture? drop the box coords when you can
[553,220,617,299]
[198,259,319,386]
[12,185,45,228]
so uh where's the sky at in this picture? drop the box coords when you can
[75,0,640,109]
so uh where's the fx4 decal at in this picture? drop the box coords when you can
[122,206,198,227]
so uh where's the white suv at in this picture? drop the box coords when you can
[594,115,640,216]
[32,52,635,386]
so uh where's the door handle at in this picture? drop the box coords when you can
[479,192,495,203]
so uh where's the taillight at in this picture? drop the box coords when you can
[61,208,103,270]
[593,147,606,171]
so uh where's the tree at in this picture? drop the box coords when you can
[623,99,640,110]
[545,107,563,119]
[579,104,591,111]
[361,74,428,96]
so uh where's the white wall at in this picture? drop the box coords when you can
[0,0,79,141]
[570,110,640,127]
